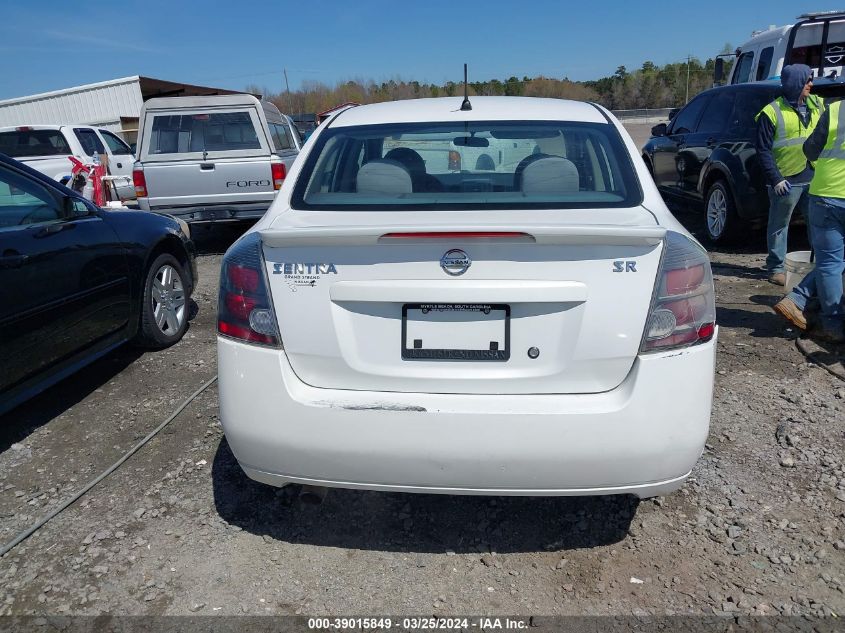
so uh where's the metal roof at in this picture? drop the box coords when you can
[0,76,244,134]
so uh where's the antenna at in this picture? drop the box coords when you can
[461,63,472,111]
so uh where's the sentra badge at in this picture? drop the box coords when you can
[272,263,338,275]
[272,262,337,292]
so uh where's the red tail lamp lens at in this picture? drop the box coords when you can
[227,265,259,293]
[224,292,257,321]
[271,162,286,190]
[132,168,147,197]
[218,320,276,345]
[641,232,716,353]
[665,265,705,295]
[698,322,715,341]
[217,233,280,348]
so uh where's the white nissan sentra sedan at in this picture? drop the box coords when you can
[217,96,717,499]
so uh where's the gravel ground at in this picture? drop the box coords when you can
[0,155,843,619]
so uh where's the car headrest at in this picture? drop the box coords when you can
[356,159,413,195]
[519,156,579,194]
[384,147,426,174]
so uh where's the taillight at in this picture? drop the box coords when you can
[271,160,286,190]
[132,164,147,198]
[640,231,716,352]
[218,233,281,347]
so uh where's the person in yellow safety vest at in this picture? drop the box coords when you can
[755,65,824,287]
[793,98,845,343]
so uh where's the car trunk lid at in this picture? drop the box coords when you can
[260,209,664,395]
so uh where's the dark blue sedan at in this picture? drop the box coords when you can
[0,153,197,415]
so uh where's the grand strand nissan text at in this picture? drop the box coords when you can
[217,97,717,498]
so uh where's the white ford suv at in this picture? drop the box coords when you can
[217,96,717,499]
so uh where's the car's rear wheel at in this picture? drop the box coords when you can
[137,253,189,348]
[704,180,742,245]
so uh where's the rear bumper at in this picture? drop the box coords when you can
[217,333,716,498]
[137,200,270,223]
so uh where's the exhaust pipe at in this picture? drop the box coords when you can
[298,485,328,505]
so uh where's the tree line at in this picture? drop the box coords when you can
[253,56,732,116]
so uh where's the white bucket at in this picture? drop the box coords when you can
[784,251,814,293]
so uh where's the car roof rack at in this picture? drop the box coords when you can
[796,10,845,21]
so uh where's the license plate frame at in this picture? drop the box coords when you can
[401,303,510,361]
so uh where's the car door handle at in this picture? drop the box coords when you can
[0,252,29,269]
[116,162,122,168]
[200,163,215,171]
[34,223,74,238]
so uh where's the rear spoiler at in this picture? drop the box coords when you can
[260,225,666,247]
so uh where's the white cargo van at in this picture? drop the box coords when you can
[716,11,845,86]
[134,95,300,223]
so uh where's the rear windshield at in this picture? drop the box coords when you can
[270,122,292,151]
[0,130,71,158]
[148,111,261,154]
[291,120,641,210]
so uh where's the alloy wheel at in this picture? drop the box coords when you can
[706,188,727,239]
[151,264,186,335]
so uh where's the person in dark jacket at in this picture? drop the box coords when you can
[755,65,824,286]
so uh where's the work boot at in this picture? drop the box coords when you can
[768,272,786,286]
[773,297,807,330]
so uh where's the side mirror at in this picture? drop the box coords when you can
[714,59,724,83]
[67,196,96,217]
[651,123,668,137]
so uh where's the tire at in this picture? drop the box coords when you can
[704,180,743,245]
[137,253,189,349]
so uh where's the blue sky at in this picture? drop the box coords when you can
[0,1,840,100]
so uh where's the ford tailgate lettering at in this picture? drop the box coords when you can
[226,179,271,188]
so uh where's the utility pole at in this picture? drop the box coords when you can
[283,68,293,114]
[686,55,692,103]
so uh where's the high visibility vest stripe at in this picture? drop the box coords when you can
[758,95,824,176]
[819,102,845,160]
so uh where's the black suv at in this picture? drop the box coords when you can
[642,82,781,244]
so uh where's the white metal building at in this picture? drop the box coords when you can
[0,76,241,144]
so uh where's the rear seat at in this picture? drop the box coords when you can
[356,159,413,195]
[518,155,580,194]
